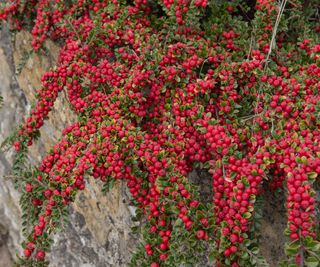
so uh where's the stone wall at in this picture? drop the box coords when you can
[0,26,136,267]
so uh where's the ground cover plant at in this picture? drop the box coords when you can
[0,0,319,266]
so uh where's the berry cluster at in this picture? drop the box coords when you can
[1,0,319,266]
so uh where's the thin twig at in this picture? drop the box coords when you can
[240,113,262,123]
[66,17,81,43]
[252,0,288,132]
[264,0,288,71]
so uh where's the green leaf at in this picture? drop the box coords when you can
[285,240,300,256]
[230,172,237,179]
[241,252,249,260]
[208,119,218,125]
[215,160,222,168]
[301,156,308,164]
[243,212,252,219]
[304,237,320,253]
[305,257,319,267]
[251,247,259,254]
[208,251,217,262]
[307,172,318,180]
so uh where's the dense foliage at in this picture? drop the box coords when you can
[1,0,320,266]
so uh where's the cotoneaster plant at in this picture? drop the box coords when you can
[0,0,319,266]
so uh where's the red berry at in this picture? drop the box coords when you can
[36,251,45,261]
[24,249,32,258]
[196,230,205,239]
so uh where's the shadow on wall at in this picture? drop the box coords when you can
[0,223,12,267]
[189,168,287,266]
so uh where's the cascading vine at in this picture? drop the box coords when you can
[0,0,319,266]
